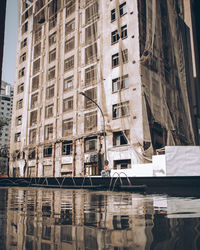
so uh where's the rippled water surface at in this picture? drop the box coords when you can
[0,187,200,250]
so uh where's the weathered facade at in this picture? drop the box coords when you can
[0,81,13,175]
[10,0,199,177]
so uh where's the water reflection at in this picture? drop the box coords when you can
[0,187,200,249]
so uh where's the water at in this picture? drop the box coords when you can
[0,187,200,250]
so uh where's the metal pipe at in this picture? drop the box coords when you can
[79,92,108,164]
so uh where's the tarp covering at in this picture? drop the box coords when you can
[165,146,200,176]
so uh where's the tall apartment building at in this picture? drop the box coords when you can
[10,0,199,177]
[0,81,14,174]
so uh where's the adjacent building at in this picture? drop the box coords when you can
[0,81,13,175]
[10,0,200,177]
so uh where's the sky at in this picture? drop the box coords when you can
[2,0,18,84]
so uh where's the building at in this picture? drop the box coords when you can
[0,81,13,175]
[0,0,7,90]
[10,0,199,177]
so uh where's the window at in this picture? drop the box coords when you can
[84,111,97,132]
[22,22,28,34]
[85,65,97,86]
[113,130,130,146]
[85,43,97,64]
[64,56,74,72]
[16,116,22,126]
[34,43,41,59]
[64,76,73,91]
[112,101,129,119]
[21,38,27,49]
[44,124,53,140]
[46,85,54,99]
[17,83,24,94]
[20,52,26,63]
[30,110,37,126]
[49,32,56,46]
[32,75,39,91]
[65,37,75,53]
[62,118,73,137]
[31,93,38,109]
[114,159,131,169]
[121,25,127,39]
[45,104,54,118]
[17,99,23,110]
[63,97,73,112]
[112,49,128,68]
[84,137,97,152]
[85,22,97,44]
[34,27,42,44]
[111,9,116,21]
[48,66,56,80]
[119,2,127,16]
[111,30,119,44]
[29,129,36,144]
[112,53,119,68]
[84,88,97,109]
[49,15,57,30]
[19,67,25,78]
[85,2,98,24]
[28,149,35,160]
[112,74,128,92]
[15,133,21,142]
[43,145,52,157]
[62,140,73,155]
[61,164,72,176]
[66,0,75,17]
[33,59,40,75]
[65,19,75,36]
[49,48,56,63]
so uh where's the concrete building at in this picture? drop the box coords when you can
[0,81,13,175]
[10,0,199,177]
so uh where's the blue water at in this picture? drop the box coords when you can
[0,187,200,250]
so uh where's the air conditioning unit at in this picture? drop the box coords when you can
[90,154,98,163]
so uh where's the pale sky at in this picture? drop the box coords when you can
[2,0,18,85]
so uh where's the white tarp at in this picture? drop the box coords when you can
[165,146,200,176]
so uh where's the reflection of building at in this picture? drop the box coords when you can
[0,189,7,249]
[10,0,199,177]
[4,187,200,249]
[0,81,14,175]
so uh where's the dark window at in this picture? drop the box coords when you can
[111,9,116,21]
[43,145,52,157]
[112,74,128,92]
[114,159,131,169]
[28,149,36,159]
[112,101,129,119]
[62,141,73,155]
[17,83,24,94]
[16,115,22,126]
[119,2,127,16]
[111,30,120,44]
[121,25,127,39]
[113,130,130,146]
[84,137,97,152]
[21,38,27,49]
